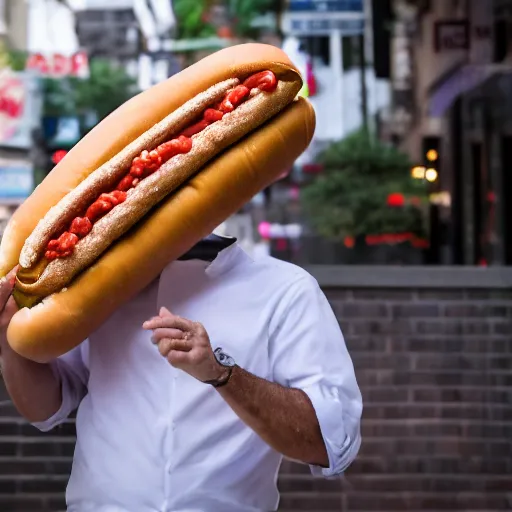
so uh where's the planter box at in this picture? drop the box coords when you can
[272,236,426,265]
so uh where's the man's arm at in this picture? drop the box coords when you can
[0,269,87,428]
[0,270,62,423]
[216,365,328,466]
[144,306,330,467]
[266,276,362,476]
[146,273,362,476]
[1,312,62,423]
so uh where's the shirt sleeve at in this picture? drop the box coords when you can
[31,340,90,433]
[268,274,363,477]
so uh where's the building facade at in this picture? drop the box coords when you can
[0,0,41,237]
[281,0,390,147]
[386,0,512,266]
[0,0,29,51]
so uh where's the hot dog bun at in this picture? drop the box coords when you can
[14,76,301,302]
[0,44,296,277]
[1,44,316,362]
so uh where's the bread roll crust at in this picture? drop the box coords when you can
[8,98,315,362]
[19,78,240,270]
[1,44,316,362]
[15,75,301,301]
[0,44,297,277]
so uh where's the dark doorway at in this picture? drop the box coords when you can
[471,143,484,265]
[450,99,464,265]
[502,136,512,265]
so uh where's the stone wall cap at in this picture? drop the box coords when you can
[306,265,512,289]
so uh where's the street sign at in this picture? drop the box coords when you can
[287,17,364,34]
[0,160,34,202]
[283,0,364,35]
[0,71,42,151]
[289,0,363,12]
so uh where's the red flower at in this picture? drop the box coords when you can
[217,26,233,39]
[387,193,405,207]
[306,59,317,96]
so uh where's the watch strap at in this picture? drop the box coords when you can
[203,366,234,388]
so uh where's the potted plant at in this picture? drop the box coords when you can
[301,129,429,265]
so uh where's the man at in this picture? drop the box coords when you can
[0,234,362,512]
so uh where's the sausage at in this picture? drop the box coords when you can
[44,71,277,260]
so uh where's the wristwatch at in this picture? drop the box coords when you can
[203,347,236,388]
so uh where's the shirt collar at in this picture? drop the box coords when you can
[178,234,237,262]
[205,241,251,278]
[173,236,252,278]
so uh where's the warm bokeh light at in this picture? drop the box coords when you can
[411,166,426,179]
[425,168,438,182]
[426,149,438,162]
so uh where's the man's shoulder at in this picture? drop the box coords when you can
[249,254,319,293]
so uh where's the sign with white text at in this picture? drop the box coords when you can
[0,160,34,201]
[288,0,363,12]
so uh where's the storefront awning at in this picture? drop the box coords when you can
[428,64,495,117]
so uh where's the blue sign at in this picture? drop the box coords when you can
[289,0,363,12]
[290,18,364,34]
[0,163,34,199]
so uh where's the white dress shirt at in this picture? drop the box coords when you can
[32,243,362,512]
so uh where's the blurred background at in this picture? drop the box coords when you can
[1,0,511,268]
[0,1,511,511]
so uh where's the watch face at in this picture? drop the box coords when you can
[214,347,235,367]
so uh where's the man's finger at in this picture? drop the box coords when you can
[0,267,17,312]
[157,338,173,357]
[142,316,168,330]
[167,349,190,367]
[158,339,192,358]
[151,328,185,344]
[0,297,19,329]
[143,314,192,332]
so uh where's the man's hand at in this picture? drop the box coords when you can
[143,307,227,383]
[0,267,19,354]
[143,309,329,468]
[0,266,65,424]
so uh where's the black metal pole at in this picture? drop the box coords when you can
[359,32,369,132]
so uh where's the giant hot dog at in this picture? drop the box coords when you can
[0,44,315,363]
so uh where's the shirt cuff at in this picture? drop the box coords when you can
[31,360,79,433]
[302,382,362,478]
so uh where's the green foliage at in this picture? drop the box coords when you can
[5,49,28,72]
[301,129,429,241]
[0,40,27,71]
[230,0,274,38]
[173,0,216,39]
[72,59,138,120]
[172,0,275,40]
[42,59,138,123]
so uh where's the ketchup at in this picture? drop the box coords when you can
[45,71,278,261]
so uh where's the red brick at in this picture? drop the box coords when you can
[1,285,510,512]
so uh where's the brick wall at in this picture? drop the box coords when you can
[1,284,511,511]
